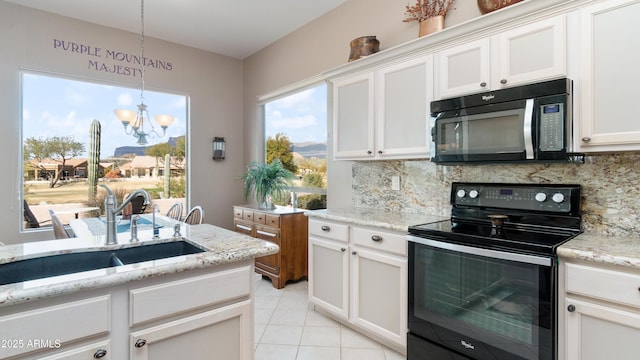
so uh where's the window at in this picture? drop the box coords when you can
[263,82,327,209]
[21,72,187,231]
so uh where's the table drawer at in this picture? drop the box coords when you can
[242,210,254,222]
[352,226,407,256]
[266,214,280,228]
[309,219,348,243]
[233,207,243,219]
[254,211,267,225]
[565,262,640,309]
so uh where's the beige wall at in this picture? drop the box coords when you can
[1,2,244,243]
[242,0,482,207]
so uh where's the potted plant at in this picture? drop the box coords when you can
[403,0,456,37]
[241,159,295,209]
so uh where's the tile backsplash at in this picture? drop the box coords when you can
[352,153,640,236]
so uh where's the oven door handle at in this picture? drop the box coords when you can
[407,235,552,267]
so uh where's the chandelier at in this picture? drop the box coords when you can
[113,0,174,145]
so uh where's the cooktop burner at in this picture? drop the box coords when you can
[408,182,582,256]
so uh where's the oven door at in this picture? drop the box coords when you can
[431,98,535,163]
[407,235,556,360]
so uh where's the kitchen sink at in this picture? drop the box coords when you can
[0,241,205,286]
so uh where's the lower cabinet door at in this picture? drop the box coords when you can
[565,297,640,360]
[130,300,252,360]
[350,247,407,347]
[308,237,349,320]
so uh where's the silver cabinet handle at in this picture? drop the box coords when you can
[582,137,592,143]
[480,82,487,87]
[256,230,277,238]
[371,235,382,242]
[321,225,331,232]
[236,224,252,231]
[134,338,147,348]
[567,304,576,312]
[351,251,357,255]
[94,349,107,358]
[378,150,383,154]
[500,79,507,84]
[341,248,346,252]
[367,150,373,155]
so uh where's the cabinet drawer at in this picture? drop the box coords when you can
[254,225,280,242]
[254,211,267,225]
[242,210,254,222]
[233,221,253,235]
[309,219,348,243]
[0,296,110,358]
[130,266,251,326]
[352,227,407,256]
[565,262,640,309]
[233,207,243,220]
[266,214,280,228]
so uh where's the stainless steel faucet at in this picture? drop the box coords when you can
[100,184,151,245]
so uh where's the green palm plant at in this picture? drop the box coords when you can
[242,159,295,209]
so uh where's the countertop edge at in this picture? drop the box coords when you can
[0,224,279,308]
[558,232,640,271]
[304,208,448,233]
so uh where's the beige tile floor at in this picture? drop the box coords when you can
[253,273,406,360]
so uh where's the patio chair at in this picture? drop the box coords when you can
[23,200,40,228]
[165,202,183,221]
[124,193,147,214]
[49,209,75,239]
[184,206,204,225]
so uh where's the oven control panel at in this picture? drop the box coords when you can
[452,183,580,213]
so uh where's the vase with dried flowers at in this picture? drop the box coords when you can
[403,0,456,37]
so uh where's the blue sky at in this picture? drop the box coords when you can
[264,83,327,145]
[22,72,187,158]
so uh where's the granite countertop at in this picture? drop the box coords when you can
[307,208,640,272]
[304,207,449,233]
[558,232,640,271]
[0,223,279,307]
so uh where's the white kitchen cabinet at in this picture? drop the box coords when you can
[0,295,111,360]
[575,0,640,152]
[350,247,407,348]
[332,56,432,160]
[309,237,349,320]
[435,15,566,99]
[130,300,252,360]
[561,261,640,360]
[0,261,254,360]
[308,218,407,354]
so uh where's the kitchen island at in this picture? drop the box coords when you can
[0,223,279,360]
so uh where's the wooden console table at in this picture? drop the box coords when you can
[233,205,308,288]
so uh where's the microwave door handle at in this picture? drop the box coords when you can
[523,98,535,159]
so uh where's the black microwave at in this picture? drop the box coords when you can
[430,78,574,164]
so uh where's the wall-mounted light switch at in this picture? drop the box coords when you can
[391,176,400,191]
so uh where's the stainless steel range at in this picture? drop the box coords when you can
[407,182,582,360]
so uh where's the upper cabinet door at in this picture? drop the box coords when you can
[332,73,375,159]
[576,0,640,152]
[375,55,432,159]
[435,38,491,99]
[493,15,566,89]
[435,15,566,99]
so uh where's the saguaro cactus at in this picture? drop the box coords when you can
[88,119,101,203]
[164,153,171,198]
